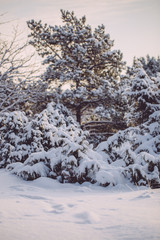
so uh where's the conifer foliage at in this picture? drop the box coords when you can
[124,61,160,126]
[128,55,160,77]
[0,102,159,187]
[0,103,101,183]
[0,10,159,188]
[27,10,125,124]
[97,110,160,187]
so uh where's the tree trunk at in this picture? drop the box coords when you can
[76,106,81,125]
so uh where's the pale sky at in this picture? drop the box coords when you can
[0,0,160,65]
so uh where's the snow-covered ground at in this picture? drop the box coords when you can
[0,169,160,240]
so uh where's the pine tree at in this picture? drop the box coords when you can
[124,61,160,126]
[27,10,125,124]
[128,55,160,77]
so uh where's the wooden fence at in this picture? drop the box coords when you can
[81,120,126,139]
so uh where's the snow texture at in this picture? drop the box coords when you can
[97,111,160,186]
[0,102,102,184]
[0,169,160,240]
[0,102,160,187]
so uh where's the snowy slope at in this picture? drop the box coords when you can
[0,169,160,240]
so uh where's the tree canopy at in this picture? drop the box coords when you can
[27,9,125,124]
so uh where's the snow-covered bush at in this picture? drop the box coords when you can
[1,102,159,187]
[0,102,102,184]
[97,111,160,186]
[0,111,28,167]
